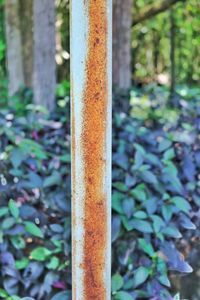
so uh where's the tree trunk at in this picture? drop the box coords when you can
[19,0,33,88]
[5,0,24,96]
[113,0,132,92]
[33,0,56,112]
[152,29,160,76]
[0,4,6,77]
[170,8,176,98]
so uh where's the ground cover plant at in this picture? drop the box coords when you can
[0,85,199,299]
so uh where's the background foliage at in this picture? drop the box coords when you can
[132,0,200,84]
[0,0,200,299]
[0,85,200,299]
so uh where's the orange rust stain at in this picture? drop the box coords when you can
[82,0,108,299]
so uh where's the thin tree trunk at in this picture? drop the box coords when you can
[19,0,33,88]
[152,29,160,77]
[113,0,132,92]
[170,8,176,98]
[33,0,56,112]
[5,0,24,96]
[0,4,6,77]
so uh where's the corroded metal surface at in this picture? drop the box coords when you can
[71,0,112,299]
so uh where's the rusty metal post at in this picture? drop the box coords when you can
[70,0,112,299]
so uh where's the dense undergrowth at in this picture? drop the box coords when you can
[0,84,200,299]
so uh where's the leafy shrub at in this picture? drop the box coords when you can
[111,88,200,299]
[0,107,71,299]
[0,87,199,299]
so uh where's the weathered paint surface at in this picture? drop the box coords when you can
[71,0,112,299]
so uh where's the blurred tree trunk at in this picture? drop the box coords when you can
[5,0,24,96]
[152,29,160,76]
[113,0,132,93]
[0,4,6,76]
[33,0,56,112]
[170,7,176,98]
[19,0,33,88]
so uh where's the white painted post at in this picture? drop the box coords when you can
[71,0,112,299]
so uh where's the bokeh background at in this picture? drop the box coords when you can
[0,0,200,299]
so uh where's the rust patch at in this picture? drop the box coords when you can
[82,0,108,299]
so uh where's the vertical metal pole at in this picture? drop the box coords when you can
[71,0,112,299]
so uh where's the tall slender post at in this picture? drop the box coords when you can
[71,1,112,299]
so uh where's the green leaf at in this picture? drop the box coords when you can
[10,149,24,169]
[171,196,191,214]
[163,164,183,193]
[134,150,144,168]
[30,247,51,261]
[0,207,9,218]
[163,148,175,161]
[2,217,15,229]
[59,154,71,163]
[157,257,167,273]
[146,153,161,166]
[121,215,133,231]
[15,258,29,270]
[158,274,171,287]
[27,172,43,188]
[24,221,44,238]
[122,217,153,233]
[43,171,62,188]
[158,139,172,152]
[9,168,23,177]
[9,199,19,219]
[138,239,155,257]
[51,292,71,300]
[111,274,124,292]
[19,139,47,160]
[131,219,153,233]
[133,211,147,219]
[122,198,134,218]
[11,236,25,249]
[113,182,128,192]
[173,293,180,300]
[47,256,59,270]
[0,231,3,243]
[112,192,124,214]
[0,288,8,298]
[115,291,133,300]
[162,205,173,222]
[134,143,146,155]
[162,226,182,238]
[151,215,165,233]
[164,162,178,175]
[114,153,129,170]
[130,184,146,201]
[123,278,134,290]
[140,170,158,185]
[133,266,149,288]
[11,296,21,300]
